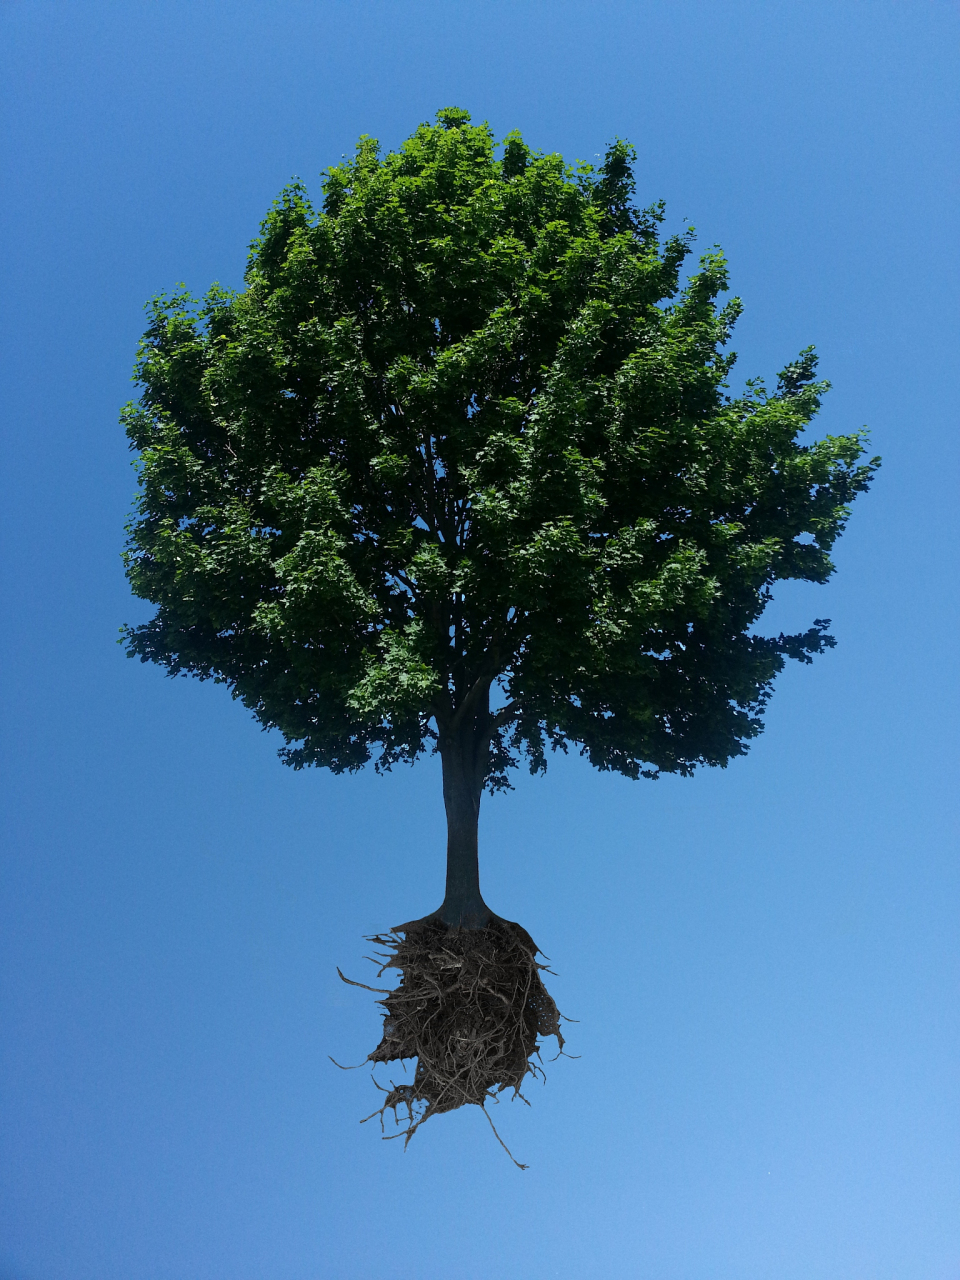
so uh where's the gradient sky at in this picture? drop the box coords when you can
[2,3,958,1278]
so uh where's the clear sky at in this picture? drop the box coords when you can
[1,2,958,1277]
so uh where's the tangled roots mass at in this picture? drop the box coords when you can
[341,917,566,1162]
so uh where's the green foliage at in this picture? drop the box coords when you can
[123,109,878,789]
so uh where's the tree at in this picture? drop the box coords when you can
[122,108,878,1155]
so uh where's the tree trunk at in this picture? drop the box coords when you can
[434,716,493,928]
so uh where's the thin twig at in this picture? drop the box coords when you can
[481,1105,529,1171]
[337,967,392,994]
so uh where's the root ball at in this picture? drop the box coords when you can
[344,916,566,1163]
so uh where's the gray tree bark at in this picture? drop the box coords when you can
[433,693,494,928]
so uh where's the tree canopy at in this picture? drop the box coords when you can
[123,107,878,794]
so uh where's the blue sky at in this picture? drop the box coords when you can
[1,2,958,1277]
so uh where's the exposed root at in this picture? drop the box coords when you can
[342,916,567,1166]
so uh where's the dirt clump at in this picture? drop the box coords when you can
[337,915,568,1167]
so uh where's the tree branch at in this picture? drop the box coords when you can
[450,668,495,732]
[490,700,521,729]
[420,432,458,547]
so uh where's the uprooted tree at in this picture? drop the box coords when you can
[122,107,878,1159]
